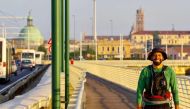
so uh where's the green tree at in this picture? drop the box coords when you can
[153,31,161,48]
[38,45,47,55]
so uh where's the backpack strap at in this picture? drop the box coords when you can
[160,65,168,97]
[149,65,154,96]
[161,65,168,75]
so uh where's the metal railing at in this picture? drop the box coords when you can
[81,60,190,67]
[0,65,51,109]
[0,65,86,109]
[67,65,86,109]
[73,60,190,109]
[177,76,190,109]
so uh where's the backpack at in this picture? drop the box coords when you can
[143,65,171,102]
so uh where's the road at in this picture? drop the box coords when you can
[0,69,34,89]
[0,65,43,90]
[84,73,136,109]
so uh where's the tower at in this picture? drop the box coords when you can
[136,8,144,32]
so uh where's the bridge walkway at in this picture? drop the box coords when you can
[85,73,136,109]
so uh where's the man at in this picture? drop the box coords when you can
[136,48,179,109]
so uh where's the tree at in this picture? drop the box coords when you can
[38,45,47,55]
[153,31,161,48]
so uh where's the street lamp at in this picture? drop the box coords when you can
[165,34,168,54]
[151,36,153,50]
[179,34,184,60]
[90,17,93,36]
[72,15,76,59]
[80,33,83,61]
[145,35,147,60]
[93,0,97,60]
[110,19,113,36]
[120,34,123,60]
[27,27,30,49]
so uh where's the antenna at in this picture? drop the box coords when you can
[29,10,32,16]
[172,24,175,31]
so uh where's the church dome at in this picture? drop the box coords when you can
[19,25,43,41]
[19,13,44,49]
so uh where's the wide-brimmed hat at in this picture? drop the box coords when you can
[147,48,167,60]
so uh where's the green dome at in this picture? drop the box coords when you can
[19,25,44,41]
[18,14,44,49]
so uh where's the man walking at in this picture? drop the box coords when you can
[137,48,179,109]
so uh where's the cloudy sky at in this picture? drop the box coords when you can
[1,0,190,40]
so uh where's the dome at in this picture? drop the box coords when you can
[19,14,44,49]
[19,26,44,41]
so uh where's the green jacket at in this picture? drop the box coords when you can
[136,65,179,105]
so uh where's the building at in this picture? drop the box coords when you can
[130,8,190,60]
[136,8,144,32]
[83,35,131,59]
[167,46,190,60]
[70,40,80,53]
[131,30,190,59]
[98,38,131,59]
[12,13,44,50]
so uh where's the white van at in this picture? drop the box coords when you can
[35,51,45,65]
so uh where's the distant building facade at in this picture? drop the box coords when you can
[98,38,131,59]
[131,31,190,59]
[130,8,190,60]
[70,40,80,52]
[83,35,131,59]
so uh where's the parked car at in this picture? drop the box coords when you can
[15,59,21,66]
[20,60,33,71]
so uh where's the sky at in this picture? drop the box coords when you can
[1,0,190,41]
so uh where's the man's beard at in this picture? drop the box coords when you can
[152,59,163,66]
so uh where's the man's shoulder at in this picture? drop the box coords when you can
[144,65,173,70]
[164,65,173,71]
[163,65,176,76]
[144,65,153,70]
[143,65,173,71]
[141,66,151,72]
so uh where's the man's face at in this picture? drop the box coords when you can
[151,52,164,66]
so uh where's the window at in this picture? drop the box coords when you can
[35,54,40,58]
[22,53,34,59]
[112,47,114,51]
[107,47,109,51]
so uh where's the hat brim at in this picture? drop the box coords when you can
[147,51,167,60]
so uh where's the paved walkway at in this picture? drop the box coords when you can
[84,73,136,109]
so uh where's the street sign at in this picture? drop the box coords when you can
[48,38,52,44]
[48,38,52,53]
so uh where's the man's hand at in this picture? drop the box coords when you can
[175,104,179,109]
[137,104,142,109]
